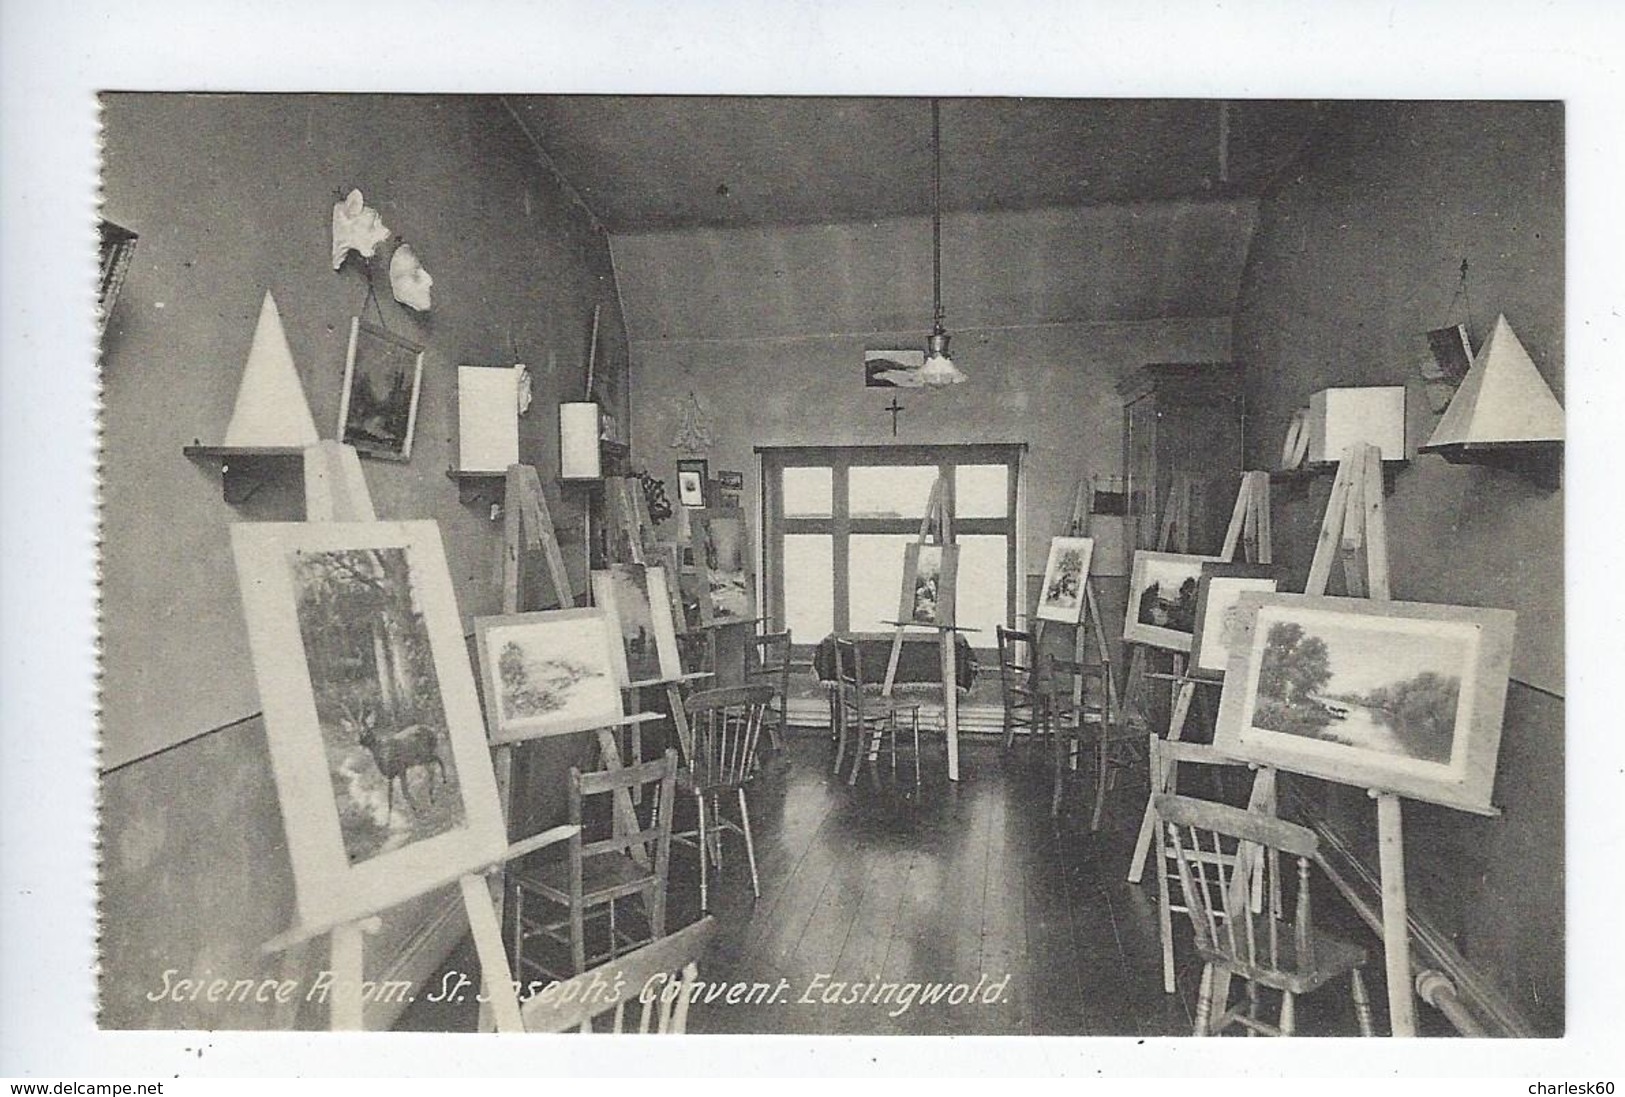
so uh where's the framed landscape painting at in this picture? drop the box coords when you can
[230,520,507,930]
[592,563,683,686]
[474,608,626,745]
[691,506,756,624]
[1187,561,1280,680]
[899,542,959,627]
[1036,536,1095,623]
[337,317,425,461]
[1213,593,1516,816]
[1124,550,1223,651]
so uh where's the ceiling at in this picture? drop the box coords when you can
[506,96,1326,234]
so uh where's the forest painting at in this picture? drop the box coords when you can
[1215,594,1516,815]
[337,318,425,461]
[290,545,465,865]
[1036,536,1095,623]
[475,609,624,742]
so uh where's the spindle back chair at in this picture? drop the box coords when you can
[1155,793,1375,1036]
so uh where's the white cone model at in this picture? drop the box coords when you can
[222,291,320,448]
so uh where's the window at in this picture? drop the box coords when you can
[760,445,1022,649]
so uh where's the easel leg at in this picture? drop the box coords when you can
[597,726,649,868]
[941,631,960,782]
[1127,679,1196,883]
[328,921,367,1031]
[460,874,523,1033]
[1377,792,1417,1036]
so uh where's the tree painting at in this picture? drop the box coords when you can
[341,325,422,460]
[291,547,465,864]
[1250,612,1465,765]
[1045,548,1086,609]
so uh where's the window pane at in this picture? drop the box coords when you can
[848,534,916,633]
[956,535,1009,642]
[782,466,832,518]
[783,534,833,642]
[849,465,940,519]
[954,464,1009,518]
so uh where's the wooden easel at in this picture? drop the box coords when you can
[1127,470,1273,883]
[1035,477,1121,721]
[1116,474,1195,735]
[878,477,971,781]
[478,462,663,1031]
[1301,442,1417,1037]
[261,442,566,1033]
[602,473,709,763]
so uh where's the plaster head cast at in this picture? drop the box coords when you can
[389,243,434,311]
[330,188,391,270]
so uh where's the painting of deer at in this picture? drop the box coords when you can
[339,702,447,817]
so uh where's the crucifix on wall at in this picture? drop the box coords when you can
[885,396,905,436]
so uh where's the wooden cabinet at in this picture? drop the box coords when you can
[1119,363,1245,555]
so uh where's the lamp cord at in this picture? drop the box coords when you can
[932,98,943,333]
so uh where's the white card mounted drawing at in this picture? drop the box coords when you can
[230,520,507,930]
[474,608,626,744]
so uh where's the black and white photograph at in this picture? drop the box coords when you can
[9,5,1611,1078]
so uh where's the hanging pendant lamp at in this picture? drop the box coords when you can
[919,98,967,386]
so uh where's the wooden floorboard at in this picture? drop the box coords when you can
[396,729,1385,1038]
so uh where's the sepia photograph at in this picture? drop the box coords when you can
[5,7,1587,1070]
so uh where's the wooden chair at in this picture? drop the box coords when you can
[1155,792,1376,1037]
[833,635,922,791]
[1044,653,1131,827]
[511,749,678,980]
[996,625,1043,749]
[744,629,793,752]
[1147,736,1257,993]
[674,685,772,912]
[521,916,718,1033]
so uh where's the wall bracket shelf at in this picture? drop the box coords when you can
[446,468,508,507]
[184,444,305,506]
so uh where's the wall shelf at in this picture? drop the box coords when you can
[1271,459,1409,495]
[184,444,305,506]
[446,468,508,507]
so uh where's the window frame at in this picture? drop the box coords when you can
[758,443,1024,651]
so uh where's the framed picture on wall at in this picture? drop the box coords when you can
[1035,536,1095,623]
[230,520,507,930]
[899,542,959,627]
[676,457,709,508]
[1213,593,1516,816]
[473,608,626,745]
[1124,550,1223,652]
[592,563,683,686]
[337,317,426,461]
[1187,561,1281,680]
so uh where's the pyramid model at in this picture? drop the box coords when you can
[1424,313,1564,448]
[222,291,320,447]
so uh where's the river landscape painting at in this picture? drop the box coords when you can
[1215,594,1516,815]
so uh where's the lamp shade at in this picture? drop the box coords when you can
[559,401,603,480]
[1421,314,1563,451]
[919,331,966,386]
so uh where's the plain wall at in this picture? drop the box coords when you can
[98,94,629,1028]
[1233,100,1564,1033]
[629,317,1233,604]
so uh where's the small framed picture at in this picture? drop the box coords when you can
[337,317,426,461]
[676,458,709,508]
[899,542,959,628]
[1036,536,1095,624]
[1213,593,1515,816]
[1124,550,1224,652]
[474,608,627,745]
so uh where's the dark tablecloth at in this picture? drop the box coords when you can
[812,632,977,693]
